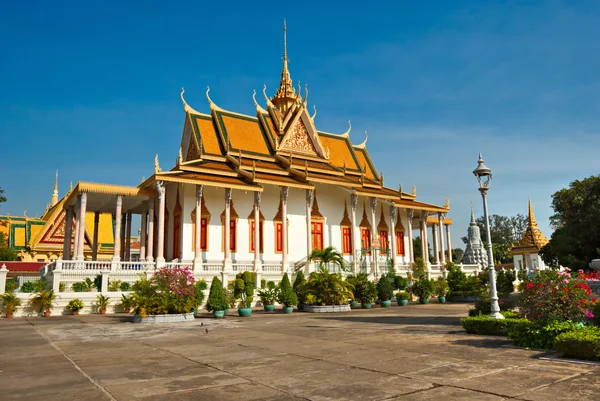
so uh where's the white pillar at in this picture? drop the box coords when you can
[63,207,74,260]
[92,211,100,260]
[306,189,313,271]
[146,200,154,262]
[253,191,262,271]
[446,225,453,262]
[125,212,132,261]
[438,213,446,266]
[281,187,289,272]
[421,212,430,278]
[140,211,147,261]
[223,188,232,269]
[156,181,166,264]
[350,193,359,273]
[389,205,397,269]
[194,185,203,270]
[432,223,440,265]
[0,265,8,294]
[370,197,377,275]
[407,209,414,266]
[112,195,123,261]
[76,193,87,260]
[73,202,81,260]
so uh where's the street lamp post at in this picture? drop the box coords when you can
[473,153,504,319]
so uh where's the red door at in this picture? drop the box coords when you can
[311,222,323,251]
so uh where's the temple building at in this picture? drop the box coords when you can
[511,199,549,272]
[462,204,485,268]
[0,173,116,262]
[10,24,462,280]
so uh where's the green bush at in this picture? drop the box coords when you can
[292,271,306,304]
[412,257,427,279]
[394,275,408,291]
[258,281,279,305]
[20,280,46,293]
[66,298,85,312]
[120,282,131,292]
[194,279,207,308]
[460,316,529,336]
[508,320,579,350]
[108,280,122,291]
[411,277,435,300]
[500,311,522,319]
[396,291,410,301]
[206,277,227,312]
[278,274,298,307]
[590,301,600,326]
[376,274,394,302]
[434,278,449,297]
[496,270,515,298]
[554,326,600,361]
[72,278,95,292]
[5,278,17,293]
[234,272,255,308]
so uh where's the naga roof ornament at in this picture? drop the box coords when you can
[180,87,202,115]
[355,131,368,149]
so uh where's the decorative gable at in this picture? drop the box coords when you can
[280,118,318,156]
[39,212,84,245]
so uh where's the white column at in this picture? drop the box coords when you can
[407,209,414,266]
[421,212,430,277]
[140,211,147,261]
[76,193,87,260]
[438,213,446,266]
[125,212,132,261]
[446,225,452,262]
[253,191,262,271]
[63,207,74,260]
[432,223,440,265]
[92,211,100,260]
[370,197,377,275]
[306,189,313,271]
[350,193,359,272]
[73,202,81,260]
[194,185,203,270]
[281,187,289,272]
[223,188,232,269]
[156,182,166,264]
[389,205,397,269]
[112,195,123,261]
[146,200,154,262]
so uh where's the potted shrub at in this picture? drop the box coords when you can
[396,291,410,306]
[96,294,109,314]
[279,287,298,314]
[435,278,449,303]
[347,273,368,308]
[293,271,306,310]
[234,271,255,317]
[360,282,377,309]
[207,276,228,318]
[298,268,354,310]
[258,281,279,312]
[376,274,394,307]
[66,298,84,315]
[120,294,134,313]
[31,290,57,317]
[412,277,435,304]
[193,279,208,315]
[1,292,21,318]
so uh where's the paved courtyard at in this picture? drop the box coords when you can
[1,304,599,400]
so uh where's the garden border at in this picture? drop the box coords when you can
[133,313,195,323]
[302,304,351,313]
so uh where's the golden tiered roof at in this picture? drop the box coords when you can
[511,199,549,254]
[140,22,449,214]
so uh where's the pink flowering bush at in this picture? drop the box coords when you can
[519,269,595,323]
[131,266,197,317]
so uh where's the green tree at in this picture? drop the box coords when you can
[0,187,6,204]
[0,232,18,261]
[413,236,432,260]
[540,175,600,270]
[452,248,464,263]
[309,246,347,272]
[462,213,527,264]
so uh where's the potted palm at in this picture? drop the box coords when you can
[234,271,255,317]
[435,278,449,303]
[412,277,435,304]
[66,299,84,315]
[206,276,228,318]
[1,292,21,318]
[31,290,57,317]
[309,246,348,273]
[258,281,278,312]
[95,294,110,314]
[376,274,394,307]
[120,294,134,313]
[396,291,410,306]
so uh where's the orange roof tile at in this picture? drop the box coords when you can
[354,148,377,179]
[319,134,360,171]
[220,114,271,155]
[194,116,222,155]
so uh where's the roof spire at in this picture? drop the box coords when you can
[271,19,297,114]
[51,170,59,207]
[470,201,476,224]
[528,197,537,227]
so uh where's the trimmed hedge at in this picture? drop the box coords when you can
[554,326,600,361]
[460,316,529,336]
[507,320,579,350]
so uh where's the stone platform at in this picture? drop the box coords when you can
[1,304,599,400]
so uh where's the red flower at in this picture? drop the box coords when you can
[538,283,544,288]
[562,288,569,293]
[592,298,597,302]
[526,282,534,290]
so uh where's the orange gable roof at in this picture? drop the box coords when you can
[354,148,378,180]
[193,115,223,155]
[219,113,272,156]
[319,133,360,171]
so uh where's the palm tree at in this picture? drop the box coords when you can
[309,246,348,272]
[303,268,354,305]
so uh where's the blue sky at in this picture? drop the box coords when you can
[1,0,599,244]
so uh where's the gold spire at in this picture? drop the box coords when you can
[511,198,549,252]
[271,19,298,114]
[51,170,59,207]
[528,197,537,227]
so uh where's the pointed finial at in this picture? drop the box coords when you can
[303,84,308,106]
[283,19,288,63]
[470,201,476,223]
[178,147,183,165]
[154,154,162,174]
[54,170,59,191]
[141,176,145,183]
[411,184,417,197]
[340,120,351,139]
[252,89,267,113]
[69,181,73,191]
[311,105,317,121]
[51,170,59,207]
[443,197,450,209]
[528,197,537,227]
[398,184,403,198]
[180,87,201,114]
[355,131,368,149]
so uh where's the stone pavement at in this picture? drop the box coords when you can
[1,303,599,400]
